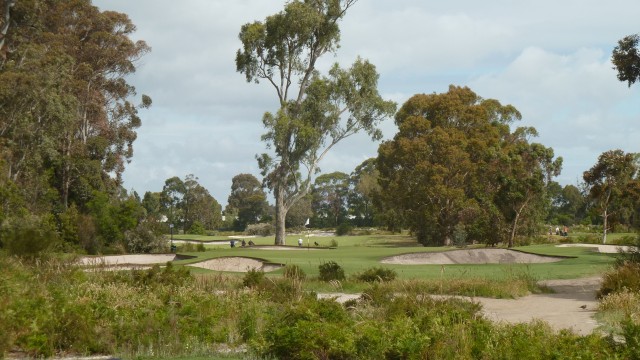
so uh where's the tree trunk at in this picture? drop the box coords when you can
[508,211,520,248]
[0,0,16,59]
[274,184,287,245]
[508,196,530,248]
[602,208,608,244]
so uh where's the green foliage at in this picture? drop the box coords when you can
[283,264,306,281]
[621,320,640,358]
[242,268,266,288]
[335,222,353,236]
[258,299,355,360]
[237,0,396,245]
[124,221,166,254]
[612,33,640,87]
[598,261,640,298]
[1,215,59,260]
[226,173,269,231]
[245,223,275,236]
[318,261,345,282]
[377,86,561,247]
[0,247,625,359]
[355,267,397,283]
[103,262,193,288]
[189,220,207,235]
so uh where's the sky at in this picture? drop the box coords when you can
[93,0,640,205]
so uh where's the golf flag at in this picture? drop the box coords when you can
[305,218,310,226]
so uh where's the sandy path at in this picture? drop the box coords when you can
[469,277,601,335]
[319,277,601,336]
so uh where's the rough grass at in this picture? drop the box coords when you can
[0,233,632,358]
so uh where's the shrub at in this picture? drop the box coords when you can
[355,267,397,283]
[196,242,206,252]
[283,264,306,281]
[242,268,265,288]
[335,223,353,236]
[452,224,467,247]
[124,222,166,254]
[1,215,59,260]
[330,238,338,247]
[318,261,345,282]
[188,221,207,235]
[598,261,640,298]
[245,223,275,236]
[614,236,640,267]
[257,299,355,359]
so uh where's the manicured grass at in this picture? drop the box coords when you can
[172,234,618,283]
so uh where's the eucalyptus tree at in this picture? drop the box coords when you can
[494,132,562,247]
[349,158,380,227]
[183,174,222,232]
[378,86,560,246]
[311,171,350,227]
[583,150,638,243]
[236,0,396,244]
[0,0,150,213]
[226,173,269,231]
[612,34,640,87]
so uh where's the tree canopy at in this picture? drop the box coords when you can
[226,173,270,231]
[583,150,639,243]
[612,33,640,87]
[0,0,151,254]
[377,86,561,247]
[236,0,396,244]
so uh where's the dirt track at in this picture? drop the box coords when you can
[320,277,601,336]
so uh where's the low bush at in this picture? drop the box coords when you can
[245,223,275,236]
[188,221,207,235]
[283,264,306,280]
[1,215,59,260]
[124,222,166,254]
[335,223,353,236]
[242,268,265,288]
[318,261,345,282]
[598,261,640,298]
[355,267,397,283]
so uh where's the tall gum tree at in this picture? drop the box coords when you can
[377,86,561,247]
[612,34,640,87]
[583,150,638,244]
[236,0,396,245]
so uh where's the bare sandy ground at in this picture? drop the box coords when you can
[557,243,634,253]
[188,257,283,272]
[78,254,177,266]
[252,245,321,250]
[320,277,602,336]
[381,248,565,265]
[464,277,601,335]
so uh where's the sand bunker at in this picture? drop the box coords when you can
[188,257,283,272]
[252,245,321,251]
[556,243,635,254]
[79,254,178,266]
[381,248,565,265]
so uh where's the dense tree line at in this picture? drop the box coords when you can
[2,1,639,254]
[0,0,155,254]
